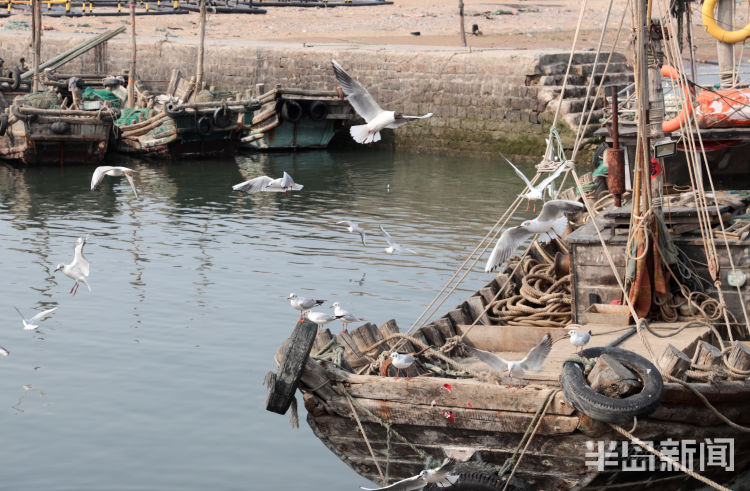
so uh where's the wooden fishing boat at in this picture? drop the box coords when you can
[0,98,114,166]
[240,86,354,151]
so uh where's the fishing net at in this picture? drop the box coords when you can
[115,107,156,126]
[193,89,215,103]
[81,87,123,108]
[13,91,61,109]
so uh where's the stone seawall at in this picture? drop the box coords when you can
[0,32,631,158]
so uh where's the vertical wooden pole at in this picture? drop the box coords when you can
[685,3,697,82]
[716,0,734,87]
[127,1,136,108]
[458,0,466,47]
[32,0,42,93]
[194,0,206,99]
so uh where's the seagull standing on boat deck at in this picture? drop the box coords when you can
[484,199,583,273]
[331,59,433,144]
[390,352,416,378]
[305,311,343,331]
[360,458,459,490]
[569,328,592,356]
[13,306,58,330]
[288,293,326,321]
[331,302,365,333]
[501,153,568,212]
[467,333,552,385]
[90,166,138,198]
[232,172,303,195]
[336,220,367,246]
[380,225,417,254]
[54,235,91,295]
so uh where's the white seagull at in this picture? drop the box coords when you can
[54,235,91,295]
[331,302,365,333]
[569,328,592,356]
[484,199,583,273]
[337,220,367,246]
[0,346,8,356]
[232,172,303,195]
[501,153,568,212]
[390,352,416,378]
[91,166,138,198]
[288,293,326,321]
[14,306,58,331]
[305,311,343,331]
[331,59,432,144]
[360,458,459,490]
[379,225,417,254]
[467,333,552,385]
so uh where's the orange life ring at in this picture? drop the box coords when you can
[702,0,750,44]
[661,65,695,133]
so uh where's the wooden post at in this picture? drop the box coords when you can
[716,0,735,87]
[32,0,42,93]
[127,1,136,108]
[693,340,722,367]
[685,3,697,82]
[194,0,206,100]
[587,353,643,397]
[458,0,466,47]
[726,341,750,380]
[658,344,692,379]
[266,319,319,415]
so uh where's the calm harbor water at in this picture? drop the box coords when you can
[0,149,532,490]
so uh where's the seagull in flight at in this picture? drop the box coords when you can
[288,293,325,321]
[501,153,568,212]
[337,220,367,246]
[484,199,583,273]
[331,59,432,144]
[91,166,138,198]
[55,235,91,295]
[0,346,8,356]
[232,172,303,195]
[379,225,417,254]
[331,302,365,333]
[467,334,552,385]
[14,306,58,330]
[360,458,458,490]
[569,328,592,356]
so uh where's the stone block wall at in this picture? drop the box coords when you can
[0,32,630,159]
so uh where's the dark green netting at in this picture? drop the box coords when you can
[115,107,156,126]
[81,87,123,107]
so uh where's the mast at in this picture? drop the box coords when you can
[127,1,136,108]
[716,0,735,87]
[633,0,651,216]
[194,0,206,99]
[32,0,42,93]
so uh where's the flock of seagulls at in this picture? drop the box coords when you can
[289,294,365,333]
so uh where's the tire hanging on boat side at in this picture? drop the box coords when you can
[196,115,213,136]
[308,100,328,121]
[213,104,234,128]
[8,67,20,91]
[0,113,7,136]
[560,346,663,425]
[424,462,527,491]
[280,99,303,123]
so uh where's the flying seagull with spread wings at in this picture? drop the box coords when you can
[13,306,58,331]
[360,458,458,490]
[467,333,552,384]
[54,235,91,295]
[331,59,432,144]
[501,153,568,212]
[379,225,417,254]
[232,172,303,195]
[337,220,367,246]
[484,199,583,273]
[91,166,138,198]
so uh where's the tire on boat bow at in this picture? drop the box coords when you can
[213,104,234,128]
[308,100,328,121]
[424,462,527,491]
[561,346,663,425]
[280,99,303,123]
[196,115,213,136]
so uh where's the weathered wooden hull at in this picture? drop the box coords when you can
[0,108,111,166]
[302,361,750,489]
[241,88,353,150]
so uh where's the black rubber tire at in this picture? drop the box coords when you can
[592,141,609,168]
[164,102,186,117]
[110,123,121,143]
[308,100,328,121]
[50,121,71,134]
[265,319,318,415]
[9,67,20,90]
[0,113,7,136]
[196,115,213,136]
[280,99,303,123]
[561,346,664,425]
[212,104,234,128]
[12,105,37,123]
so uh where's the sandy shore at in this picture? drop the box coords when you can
[1,0,731,61]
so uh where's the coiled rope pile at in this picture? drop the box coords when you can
[487,257,571,327]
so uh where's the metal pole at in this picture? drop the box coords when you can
[716,0,735,87]
[127,1,136,108]
[458,0,466,47]
[195,0,206,98]
[685,2,697,82]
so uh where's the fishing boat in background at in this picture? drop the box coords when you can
[265,0,750,489]
[240,85,354,151]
